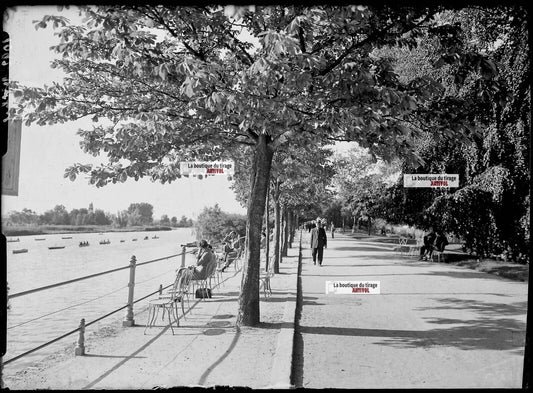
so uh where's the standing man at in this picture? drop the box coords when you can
[330,222,336,238]
[310,218,328,266]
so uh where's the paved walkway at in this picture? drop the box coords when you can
[295,231,527,388]
[3,245,300,389]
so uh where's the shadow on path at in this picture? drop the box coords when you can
[300,314,526,351]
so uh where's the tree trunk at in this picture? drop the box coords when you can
[237,134,274,327]
[264,188,270,271]
[288,210,294,248]
[368,217,372,236]
[272,180,281,274]
[282,207,289,257]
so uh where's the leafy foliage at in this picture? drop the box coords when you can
[427,186,497,258]
[194,204,246,244]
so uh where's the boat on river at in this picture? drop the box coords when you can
[13,248,28,254]
[48,246,65,250]
[99,240,111,245]
[61,236,73,239]
[7,238,20,243]
[79,241,90,247]
[120,240,125,243]
[132,238,138,241]
[35,238,46,241]
[152,235,159,239]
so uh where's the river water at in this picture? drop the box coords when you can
[5,228,199,372]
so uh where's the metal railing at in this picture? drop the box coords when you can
[3,246,194,366]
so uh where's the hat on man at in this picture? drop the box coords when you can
[199,239,209,248]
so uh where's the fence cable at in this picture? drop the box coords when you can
[7,284,129,330]
[3,285,168,366]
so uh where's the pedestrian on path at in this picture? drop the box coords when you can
[330,222,335,238]
[310,218,328,266]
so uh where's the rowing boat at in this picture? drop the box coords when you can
[48,246,65,250]
[13,249,28,254]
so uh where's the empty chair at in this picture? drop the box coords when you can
[144,267,192,335]
[259,268,274,300]
[409,237,424,257]
[396,237,408,255]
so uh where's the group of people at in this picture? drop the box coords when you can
[79,241,89,247]
[419,226,448,261]
[185,231,244,282]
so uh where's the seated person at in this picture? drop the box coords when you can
[434,230,449,254]
[221,234,242,272]
[189,240,217,280]
[419,226,436,261]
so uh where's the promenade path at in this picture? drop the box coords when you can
[294,231,528,389]
[3,244,301,389]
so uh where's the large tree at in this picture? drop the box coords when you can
[9,5,500,326]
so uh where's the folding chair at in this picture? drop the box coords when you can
[144,267,192,335]
[409,238,423,257]
[432,250,446,263]
[396,237,408,255]
[259,269,274,300]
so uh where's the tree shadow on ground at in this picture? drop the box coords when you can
[260,296,296,303]
[419,269,522,281]
[346,253,419,261]
[333,245,395,252]
[301,295,324,307]
[300,315,526,351]
[416,297,528,317]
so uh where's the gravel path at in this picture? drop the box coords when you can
[294,232,527,388]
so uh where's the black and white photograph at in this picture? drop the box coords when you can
[1,3,530,389]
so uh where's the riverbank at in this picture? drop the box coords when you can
[2,224,182,237]
[2,243,301,389]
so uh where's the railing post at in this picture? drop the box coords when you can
[123,255,137,327]
[74,318,85,356]
[181,246,186,268]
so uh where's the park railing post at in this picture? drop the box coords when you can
[181,246,186,268]
[74,318,85,356]
[123,256,137,327]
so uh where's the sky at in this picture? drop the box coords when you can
[2,5,247,220]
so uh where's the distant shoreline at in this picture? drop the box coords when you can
[2,224,188,237]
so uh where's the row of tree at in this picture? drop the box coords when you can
[4,203,194,228]
[326,7,529,264]
[10,5,528,327]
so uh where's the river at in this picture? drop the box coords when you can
[5,228,199,372]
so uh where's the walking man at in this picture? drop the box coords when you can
[310,218,328,266]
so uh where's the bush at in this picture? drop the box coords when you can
[194,204,247,244]
[428,186,497,258]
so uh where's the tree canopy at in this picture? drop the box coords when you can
[9,4,514,325]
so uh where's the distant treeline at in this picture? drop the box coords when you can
[3,203,194,229]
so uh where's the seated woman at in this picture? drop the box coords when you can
[189,240,217,280]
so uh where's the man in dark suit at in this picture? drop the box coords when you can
[310,219,328,266]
